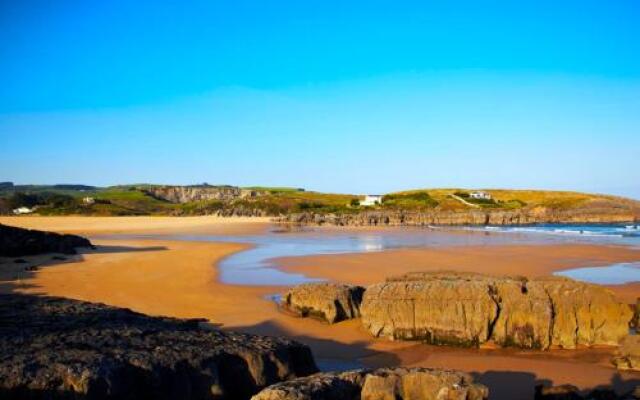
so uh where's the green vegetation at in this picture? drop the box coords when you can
[0,183,635,217]
[382,191,438,209]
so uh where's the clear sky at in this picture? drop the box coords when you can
[1,1,639,198]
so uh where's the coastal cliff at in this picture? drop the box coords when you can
[144,185,265,203]
[275,206,639,226]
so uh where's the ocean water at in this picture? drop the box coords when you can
[107,223,640,286]
[461,223,640,247]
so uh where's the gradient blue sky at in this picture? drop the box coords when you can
[1,1,639,197]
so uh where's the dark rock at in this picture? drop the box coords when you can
[0,293,318,399]
[535,384,582,399]
[13,258,27,264]
[51,255,67,261]
[252,367,488,400]
[0,224,92,256]
[24,265,39,271]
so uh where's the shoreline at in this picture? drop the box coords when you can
[1,216,640,398]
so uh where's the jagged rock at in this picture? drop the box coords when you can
[613,335,640,371]
[0,224,92,256]
[281,283,365,323]
[251,367,488,400]
[360,272,631,349]
[0,294,318,399]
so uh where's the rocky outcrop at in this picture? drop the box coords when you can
[251,367,488,400]
[276,205,638,226]
[281,283,365,323]
[0,224,92,256]
[360,272,631,349]
[613,335,640,371]
[535,384,640,399]
[0,294,318,399]
[145,185,264,204]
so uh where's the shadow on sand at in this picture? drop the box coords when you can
[0,244,168,293]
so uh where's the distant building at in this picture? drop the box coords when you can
[361,195,383,206]
[12,207,33,215]
[469,191,491,200]
[82,197,96,205]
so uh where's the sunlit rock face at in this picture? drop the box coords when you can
[360,272,631,349]
[281,283,365,324]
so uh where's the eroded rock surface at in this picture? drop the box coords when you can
[0,294,318,399]
[613,335,640,371]
[0,223,92,257]
[281,283,365,323]
[251,367,488,400]
[360,272,631,349]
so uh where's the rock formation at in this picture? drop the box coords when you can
[0,223,92,257]
[535,384,640,399]
[276,205,638,226]
[0,294,318,399]
[251,367,488,400]
[145,185,264,204]
[281,283,365,323]
[359,272,631,349]
[613,335,640,371]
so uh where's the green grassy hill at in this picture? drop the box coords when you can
[1,183,638,218]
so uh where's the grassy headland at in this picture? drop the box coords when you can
[0,182,638,222]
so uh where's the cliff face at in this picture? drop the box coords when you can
[145,186,264,204]
[276,206,638,226]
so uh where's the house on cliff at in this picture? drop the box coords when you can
[361,195,383,206]
[470,191,492,200]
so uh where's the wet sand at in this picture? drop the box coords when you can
[2,216,640,398]
[276,244,640,303]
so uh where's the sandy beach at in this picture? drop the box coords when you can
[2,216,640,399]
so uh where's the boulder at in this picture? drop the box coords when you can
[251,367,488,400]
[0,293,318,400]
[613,335,640,371]
[0,223,92,256]
[281,283,365,323]
[360,272,631,349]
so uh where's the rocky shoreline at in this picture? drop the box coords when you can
[0,223,93,257]
[283,272,632,350]
[0,294,318,399]
[275,208,638,227]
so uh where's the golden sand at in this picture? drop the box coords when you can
[1,216,639,398]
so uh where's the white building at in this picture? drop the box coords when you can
[82,197,96,205]
[469,191,492,200]
[12,207,33,215]
[361,195,383,206]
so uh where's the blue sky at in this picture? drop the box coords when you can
[1,1,639,197]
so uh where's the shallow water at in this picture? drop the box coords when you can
[106,223,640,286]
[555,262,640,285]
